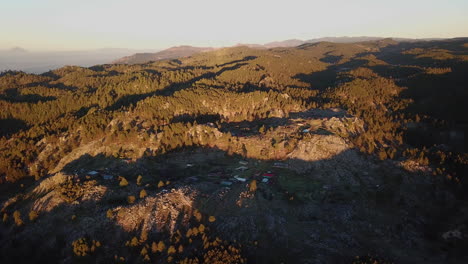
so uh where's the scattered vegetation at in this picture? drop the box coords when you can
[72,238,101,257]
[28,210,38,222]
[119,177,129,187]
[13,210,23,226]
[0,38,467,263]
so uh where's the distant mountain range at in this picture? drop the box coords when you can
[1,37,453,71]
[243,37,446,48]
[112,46,214,64]
[114,37,449,64]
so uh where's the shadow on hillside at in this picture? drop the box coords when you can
[320,54,343,64]
[216,109,348,137]
[218,117,291,137]
[366,57,468,152]
[171,113,221,124]
[216,56,257,68]
[140,69,161,76]
[161,64,213,72]
[0,118,28,137]
[0,88,56,103]
[373,39,468,67]
[105,61,251,110]
[293,69,339,90]
[293,59,369,90]
[369,64,424,80]
[3,138,465,263]
[23,75,80,91]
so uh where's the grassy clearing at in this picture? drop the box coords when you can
[277,169,322,201]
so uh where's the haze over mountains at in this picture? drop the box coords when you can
[115,37,449,65]
[0,48,159,74]
[1,37,452,73]
[112,46,214,64]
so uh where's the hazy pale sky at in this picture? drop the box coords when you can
[1,0,467,51]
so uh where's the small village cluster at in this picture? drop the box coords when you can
[79,159,290,192]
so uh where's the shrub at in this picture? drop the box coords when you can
[151,242,158,253]
[157,241,166,252]
[140,247,148,256]
[249,180,257,192]
[72,238,101,257]
[140,230,148,242]
[157,180,165,188]
[13,210,23,226]
[167,245,176,255]
[59,178,84,203]
[186,228,193,238]
[119,177,129,187]
[29,210,39,222]
[106,209,113,219]
[193,210,202,222]
[192,227,199,236]
[137,175,143,186]
[378,150,387,160]
[72,238,89,257]
[202,244,244,264]
[198,224,205,233]
[128,237,139,247]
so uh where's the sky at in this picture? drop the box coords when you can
[1,0,467,51]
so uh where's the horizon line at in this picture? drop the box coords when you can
[2,35,467,53]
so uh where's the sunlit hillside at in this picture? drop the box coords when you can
[0,38,467,263]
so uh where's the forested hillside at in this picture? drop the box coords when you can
[0,38,467,263]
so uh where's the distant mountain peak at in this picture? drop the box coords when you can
[9,46,28,53]
[264,39,306,48]
[112,46,214,64]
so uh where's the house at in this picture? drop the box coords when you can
[273,162,288,168]
[123,158,133,164]
[220,181,233,186]
[102,174,114,180]
[234,176,247,182]
[263,173,274,178]
[87,171,100,177]
[208,171,223,177]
